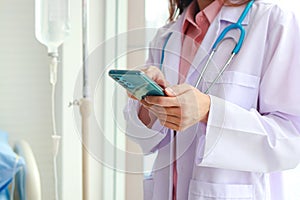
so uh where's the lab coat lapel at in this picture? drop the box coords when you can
[159,10,189,86]
[162,31,182,85]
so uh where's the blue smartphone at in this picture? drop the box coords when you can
[108,69,165,100]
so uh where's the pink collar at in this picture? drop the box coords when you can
[182,0,223,33]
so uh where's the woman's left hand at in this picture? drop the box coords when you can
[142,84,211,131]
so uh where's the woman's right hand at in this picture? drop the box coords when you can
[127,66,168,128]
[127,66,168,100]
[141,66,168,88]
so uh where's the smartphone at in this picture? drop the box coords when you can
[108,69,165,100]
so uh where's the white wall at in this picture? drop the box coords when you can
[0,0,54,199]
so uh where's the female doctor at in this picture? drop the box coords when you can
[124,0,300,199]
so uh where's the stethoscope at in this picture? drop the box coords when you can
[160,0,254,94]
[158,1,254,199]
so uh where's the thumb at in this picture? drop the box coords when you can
[156,78,168,88]
[165,84,192,97]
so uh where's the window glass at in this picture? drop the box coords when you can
[145,0,169,46]
[145,0,169,28]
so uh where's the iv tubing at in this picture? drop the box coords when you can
[49,53,61,200]
[82,0,89,98]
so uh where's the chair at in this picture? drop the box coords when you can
[13,140,42,200]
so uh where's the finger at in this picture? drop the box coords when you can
[140,99,152,108]
[142,66,167,87]
[149,106,181,117]
[165,83,192,96]
[144,96,180,107]
[164,121,189,131]
[142,66,162,78]
[164,115,181,125]
[127,91,138,100]
[153,112,182,127]
[162,121,180,131]
[155,77,167,88]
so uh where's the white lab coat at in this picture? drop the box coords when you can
[124,1,300,199]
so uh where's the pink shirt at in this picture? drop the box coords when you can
[178,0,223,83]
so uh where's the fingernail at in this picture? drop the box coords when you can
[165,87,174,95]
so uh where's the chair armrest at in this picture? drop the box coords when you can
[14,140,42,200]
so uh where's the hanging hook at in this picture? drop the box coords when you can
[68,99,80,107]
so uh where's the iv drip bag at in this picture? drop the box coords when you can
[35,0,70,54]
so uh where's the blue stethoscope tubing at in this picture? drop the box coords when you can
[160,0,254,94]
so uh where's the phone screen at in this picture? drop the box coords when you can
[109,70,165,100]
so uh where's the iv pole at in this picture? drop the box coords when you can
[80,0,91,199]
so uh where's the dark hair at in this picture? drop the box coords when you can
[168,0,252,21]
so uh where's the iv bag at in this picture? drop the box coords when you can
[35,0,70,54]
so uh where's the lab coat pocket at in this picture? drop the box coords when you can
[188,179,253,200]
[203,71,260,109]
[143,179,154,200]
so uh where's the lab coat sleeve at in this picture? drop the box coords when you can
[123,99,167,154]
[198,9,300,173]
